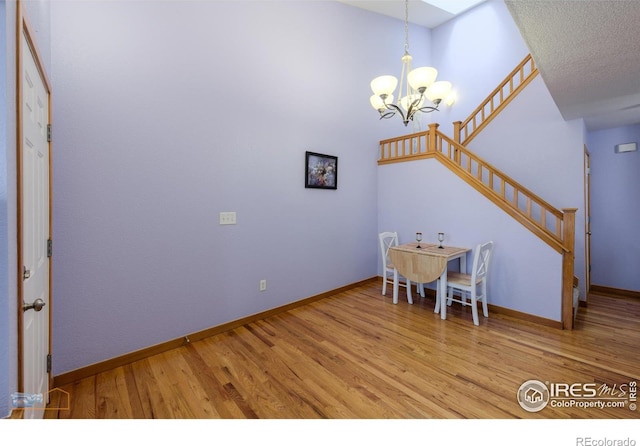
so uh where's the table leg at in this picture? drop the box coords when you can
[440,266,448,320]
[459,253,468,306]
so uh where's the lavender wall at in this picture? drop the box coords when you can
[49,1,425,374]
[587,125,640,292]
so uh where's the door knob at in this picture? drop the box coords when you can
[23,298,46,312]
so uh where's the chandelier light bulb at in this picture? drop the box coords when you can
[444,91,457,106]
[426,81,452,103]
[370,94,394,112]
[408,67,438,92]
[370,75,398,97]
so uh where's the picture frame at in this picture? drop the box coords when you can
[305,151,338,190]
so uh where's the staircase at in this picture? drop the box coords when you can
[377,54,577,329]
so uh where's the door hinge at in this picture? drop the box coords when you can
[46,354,52,373]
[47,124,52,142]
[47,239,53,258]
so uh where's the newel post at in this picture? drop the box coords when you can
[561,208,577,329]
[428,123,439,153]
[453,121,462,144]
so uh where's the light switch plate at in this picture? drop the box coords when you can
[219,211,237,225]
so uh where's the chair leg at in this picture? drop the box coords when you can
[470,288,479,326]
[434,280,441,313]
[392,269,399,304]
[406,279,413,305]
[481,281,489,317]
[418,283,425,298]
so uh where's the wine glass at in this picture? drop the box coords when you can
[415,232,423,249]
[438,232,445,249]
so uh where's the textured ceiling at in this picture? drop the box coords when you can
[506,0,640,131]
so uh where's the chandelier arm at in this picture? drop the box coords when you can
[416,106,440,113]
[383,103,409,122]
[408,97,423,113]
[384,104,405,119]
[406,107,418,123]
[379,111,396,120]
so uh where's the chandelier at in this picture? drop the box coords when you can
[369,0,452,126]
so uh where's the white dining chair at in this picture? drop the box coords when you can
[378,231,423,304]
[445,241,494,325]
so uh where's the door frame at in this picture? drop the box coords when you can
[16,1,53,394]
[584,145,592,301]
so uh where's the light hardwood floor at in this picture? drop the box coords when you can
[43,281,639,419]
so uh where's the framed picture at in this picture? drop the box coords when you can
[305,151,338,190]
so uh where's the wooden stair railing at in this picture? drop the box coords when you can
[453,54,539,146]
[378,123,577,329]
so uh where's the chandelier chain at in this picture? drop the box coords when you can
[404,0,409,53]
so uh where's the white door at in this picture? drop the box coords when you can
[20,30,51,419]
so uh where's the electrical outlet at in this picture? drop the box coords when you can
[219,211,237,225]
[259,279,267,291]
